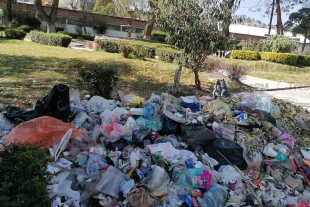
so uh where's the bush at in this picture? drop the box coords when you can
[5,28,26,39]
[80,34,95,41]
[128,52,137,59]
[17,25,32,33]
[93,20,107,34]
[0,25,8,32]
[13,11,41,29]
[78,64,119,98]
[260,52,298,65]
[118,41,150,59]
[231,50,261,60]
[95,40,119,53]
[0,144,52,206]
[56,25,65,32]
[151,30,168,43]
[156,48,178,62]
[262,35,297,53]
[30,30,72,47]
[297,55,310,66]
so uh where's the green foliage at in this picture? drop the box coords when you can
[5,28,26,39]
[297,55,310,66]
[95,40,119,52]
[260,52,298,65]
[231,50,261,60]
[236,39,260,51]
[93,0,116,16]
[93,20,107,34]
[12,11,41,30]
[78,64,119,98]
[80,34,95,41]
[56,25,65,32]
[30,30,72,47]
[118,41,150,59]
[262,35,297,53]
[156,48,178,62]
[0,144,52,207]
[17,25,32,33]
[128,52,137,59]
[58,31,94,41]
[150,30,168,43]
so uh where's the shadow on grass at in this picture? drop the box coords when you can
[1,54,211,109]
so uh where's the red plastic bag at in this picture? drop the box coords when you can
[4,116,86,148]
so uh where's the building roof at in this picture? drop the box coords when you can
[229,24,310,44]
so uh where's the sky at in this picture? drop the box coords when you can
[235,0,303,25]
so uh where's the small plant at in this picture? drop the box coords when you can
[0,144,52,207]
[128,52,137,59]
[5,28,26,39]
[78,64,119,98]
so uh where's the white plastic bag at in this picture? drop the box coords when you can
[86,96,116,113]
[69,88,80,105]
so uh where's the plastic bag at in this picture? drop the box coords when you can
[96,165,129,198]
[270,105,281,119]
[218,123,235,141]
[255,96,272,113]
[0,113,15,136]
[236,93,256,112]
[277,133,296,149]
[166,135,180,148]
[4,116,85,148]
[205,139,247,170]
[69,88,80,105]
[145,165,170,196]
[161,116,180,135]
[113,107,129,120]
[124,117,139,132]
[144,93,161,105]
[201,184,228,207]
[136,117,163,140]
[204,100,231,116]
[71,110,90,129]
[218,165,243,194]
[120,179,135,198]
[143,103,160,120]
[202,153,219,168]
[86,96,117,113]
[295,113,308,129]
[180,123,215,148]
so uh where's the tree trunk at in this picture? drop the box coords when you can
[34,0,59,33]
[275,0,283,35]
[194,69,202,90]
[222,0,235,37]
[143,14,155,40]
[302,31,308,53]
[6,0,12,24]
[173,64,182,94]
[268,0,275,36]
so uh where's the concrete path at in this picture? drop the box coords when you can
[240,76,310,111]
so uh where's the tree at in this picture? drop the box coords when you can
[94,0,116,16]
[143,0,158,40]
[285,8,310,52]
[156,0,230,90]
[6,0,12,24]
[79,0,95,34]
[34,0,59,33]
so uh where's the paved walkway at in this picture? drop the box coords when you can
[240,76,310,111]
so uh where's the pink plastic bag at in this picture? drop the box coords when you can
[5,116,86,148]
[277,133,296,149]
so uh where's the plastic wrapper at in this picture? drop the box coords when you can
[203,100,232,116]
[71,110,91,129]
[113,107,129,120]
[124,117,139,132]
[166,134,180,148]
[277,133,296,149]
[255,96,272,113]
[95,165,129,198]
[136,117,163,140]
[202,184,228,207]
[144,93,161,105]
[0,113,15,137]
[120,179,135,197]
[202,153,219,168]
[219,123,235,141]
[4,116,85,149]
[143,103,160,120]
[177,168,212,189]
[86,96,117,113]
[295,113,309,129]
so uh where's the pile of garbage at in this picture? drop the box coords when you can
[1,84,310,207]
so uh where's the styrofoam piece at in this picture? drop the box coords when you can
[129,108,143,116]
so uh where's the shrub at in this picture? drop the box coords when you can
[231,50,261,60]
[80,34,95,41]
[78,64,119,98]
[30,30,71,47]
[95,40,119,53]
[0,25,8,32]
[0,144,52,206]
[262,35,297,53]
[260,52,298,65]
[93,20,107,34]
[297,55,310,66]
[17,25,32,33]
[151,30,168,43]
[128,52,137,59]
[56,25,65,32]
[68,32,78,38]
[226,64,249,82]
[118,41,150,59]
[13,11,41,29]
[5,28,26,39]
[156,48,178,62]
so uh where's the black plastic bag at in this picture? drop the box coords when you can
[180,123,215,148]
[160,115,179,135]
[205,139,247,170]
[4,84,70,124]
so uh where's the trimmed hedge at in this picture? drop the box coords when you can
[156,48,178,62]
[260,52,298,65]
[151,30,168,43]
[5,28,26,39]
[17,25,32,33]
[119,41,151,59]
[96,40,119,53]
[30,30,71,47]
[297,55,310,66]
[231,50,261,60]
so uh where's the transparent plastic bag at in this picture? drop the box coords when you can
[145,166,170,196]
[143,103,160,120]
[0,113,15,136]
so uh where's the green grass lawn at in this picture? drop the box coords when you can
[212,56,310,85]
[0,37,212,109]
